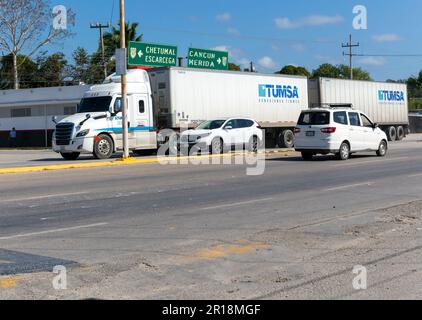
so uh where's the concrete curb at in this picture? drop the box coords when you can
[0,150,296,175]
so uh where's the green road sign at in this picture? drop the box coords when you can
[128,41,178,67]
[188,48,229,70]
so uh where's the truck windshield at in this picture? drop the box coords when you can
[298,112,330,125]
[196,120,226,130]
[77,97,112,113]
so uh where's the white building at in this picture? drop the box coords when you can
[0,85,89,147]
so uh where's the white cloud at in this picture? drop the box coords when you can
[357,57,387,66]
[211,45,249,67]
[372,34,401,42]
[227,27,240,36]
[275,15,344,29]
[258,56,277,69]
[291,43,306,52]
[216,12,231,22]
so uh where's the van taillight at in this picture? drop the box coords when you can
[321,127,337,134]
[294,128,301,134]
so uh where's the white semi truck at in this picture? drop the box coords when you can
[52,67,309,160]
[308,78,409,141]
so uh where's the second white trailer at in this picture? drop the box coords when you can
[309,78,409,141]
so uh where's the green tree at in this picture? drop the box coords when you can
[0,54,38,89]
[228,63,241,71]
[35,52,68,87]
[71,47,90,84]
[312,63,341,78]
[338,64,372,81]
[103,22,143,57]
[277,65,311,77]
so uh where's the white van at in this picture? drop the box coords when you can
[294,107,389,161]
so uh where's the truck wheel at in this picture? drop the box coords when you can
[210,137,223,154]
[396,126,405,141]
[301,152,314,161]
[277,130,295,149]
[248,136,259,153]
[93,134,114,159]
[377,140,388,157]
[60,152,80,161]
[387,126,397,142]
[336,142,350,161]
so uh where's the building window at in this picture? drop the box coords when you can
[11,108,31,118]
[64,106,76,115]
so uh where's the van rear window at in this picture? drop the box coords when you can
[298,112,330,125]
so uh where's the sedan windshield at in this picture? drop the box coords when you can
[77,97,112,113]
[196,120,225,130]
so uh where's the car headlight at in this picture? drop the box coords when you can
[76,129,90,137]
[196,133,211,140]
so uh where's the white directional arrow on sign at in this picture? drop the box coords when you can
[138,50,143,58]
[217,58,222,65]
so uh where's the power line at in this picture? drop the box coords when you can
[90,22,111,79]
[342,34,360,80]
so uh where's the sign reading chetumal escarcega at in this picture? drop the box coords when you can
[188,48,229,70]
[128,41,178,67]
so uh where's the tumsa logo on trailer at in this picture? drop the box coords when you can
[378,90,405,103]
[258,84,300,104]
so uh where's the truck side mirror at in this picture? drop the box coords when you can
[52,116,58,124]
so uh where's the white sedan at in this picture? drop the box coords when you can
[180,118,264,154]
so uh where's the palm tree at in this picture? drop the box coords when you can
[104,22,143,54]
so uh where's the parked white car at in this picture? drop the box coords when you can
[180,118,264,154]
[294,108,388,161]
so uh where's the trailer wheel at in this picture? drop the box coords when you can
[396,126,405,141]
[277,130,295,149]
[60,152,80,161]
[387,126,397,142]
[93,134,114,159]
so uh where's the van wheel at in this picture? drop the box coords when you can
[387,126,397,142]
[210,137,223,154]
[93,135,114,159]
[377,141,388,157]
[278,130,295,149]
[301,152,314,161]
[396,126,405,141]
[60,152,80,161]
[337,142,350,161]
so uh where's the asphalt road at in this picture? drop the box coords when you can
[1,136,422,299]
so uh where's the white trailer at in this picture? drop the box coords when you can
[149,67,309,147]
[309,78,409,141]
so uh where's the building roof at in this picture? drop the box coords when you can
[0,85,90,108]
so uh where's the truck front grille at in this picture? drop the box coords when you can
[55,123,74,146]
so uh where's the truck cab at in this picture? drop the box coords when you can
[52,70,157,160]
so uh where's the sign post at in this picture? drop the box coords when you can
[187,48,229,70]
[128,42,178,67]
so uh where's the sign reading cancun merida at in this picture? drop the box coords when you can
[188,48,229,70]
[128,41,178,67]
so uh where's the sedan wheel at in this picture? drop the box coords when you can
[377,141,388,157]
[211,138,223,154]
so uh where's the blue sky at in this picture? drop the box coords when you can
[52,0,422,81]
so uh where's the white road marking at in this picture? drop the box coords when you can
[332,157,409,167]
[408,173,422,178]
[323,182,373,192]
[0,222,108,241]
[201,198,273,211]
[0,191,88,204]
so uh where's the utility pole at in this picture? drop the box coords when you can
[90,22,110,79]
[120,0,129,159]
[342,34,360,80]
